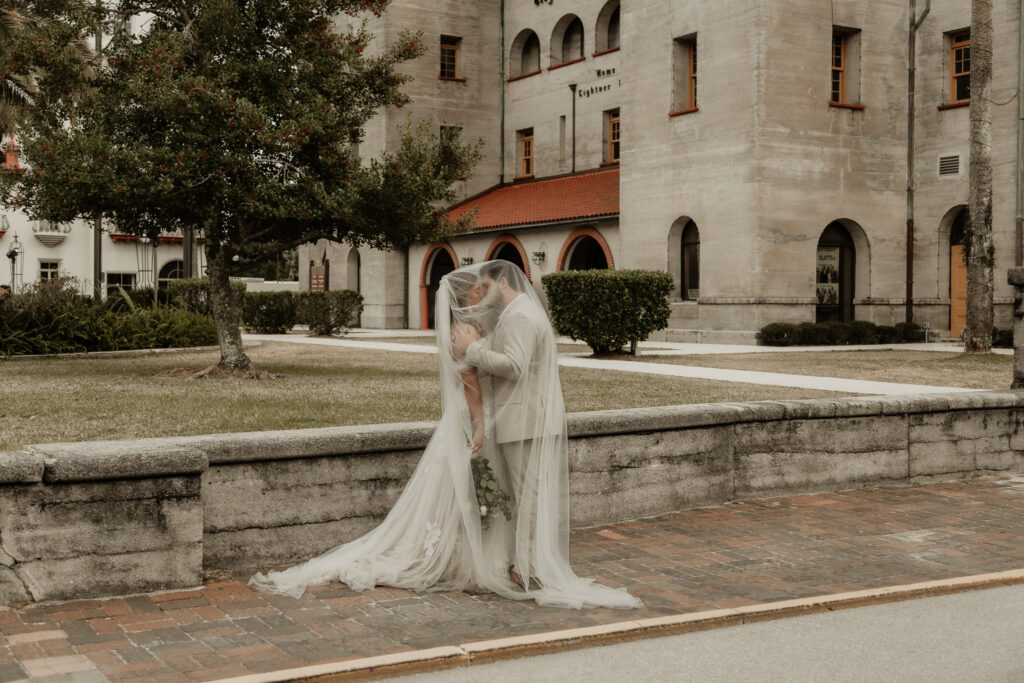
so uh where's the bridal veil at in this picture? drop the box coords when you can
[250,260,641,610]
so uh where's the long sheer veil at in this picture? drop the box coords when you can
[250,261,641,610]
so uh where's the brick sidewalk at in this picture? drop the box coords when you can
[2,478,1024,682]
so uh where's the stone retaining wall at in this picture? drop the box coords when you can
[2,392,1023,605]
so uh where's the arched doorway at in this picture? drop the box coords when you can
[346,248,360,293]
[420,245,456,329]
[558,228,613,271]
[816,222,855,322]
[486,235,531,280]
[681,221,700,300]
[158,259,185,290]
[949,208,968,338]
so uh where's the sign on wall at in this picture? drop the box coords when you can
[816,247,839,305]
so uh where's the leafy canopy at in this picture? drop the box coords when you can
[0,0,480,268]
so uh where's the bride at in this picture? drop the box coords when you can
[250,261,641,610]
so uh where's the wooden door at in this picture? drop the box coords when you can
[950,245,967,338]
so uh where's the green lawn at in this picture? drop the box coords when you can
[0,342,852,450]
[633,350,1013,390]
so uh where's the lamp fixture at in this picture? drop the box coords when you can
[460,256,473,266]
[531,251,545,265]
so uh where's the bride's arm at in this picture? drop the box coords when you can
[461,369,485,457]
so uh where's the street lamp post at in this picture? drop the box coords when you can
[6,233,23,292]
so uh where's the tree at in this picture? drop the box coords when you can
[964,0,994,353]
[0,0,479,376]
[0,7,38,136]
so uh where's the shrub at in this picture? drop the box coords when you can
[819,321,850,345]
[295,290,364,336]
[993,328,1013,348]
[847,320,879,345]
[895,321,926,343]
[166,278,246,316]
[757,322,801,346]
[876,325,898,344]
[241,291,298,333]
[796,322,830,345]
[541,270,673,355]
[0,278,217,355]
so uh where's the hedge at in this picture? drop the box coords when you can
[0,279,216,355]
[166,277,247,316]
[757,320,929,346]
[541,269,673,355]
[241,291,298,334]
[295,290,364,336]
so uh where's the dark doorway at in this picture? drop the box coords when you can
[493,242,527,277]
[567,236,609,270]
[815,222,855,322]
[426,248,455,329]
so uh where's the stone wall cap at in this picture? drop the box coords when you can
[179,422,438,465]
[29,441,208,483]
[0,451,45,483]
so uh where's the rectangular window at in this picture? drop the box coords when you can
[440,36,460,80]
[950,30,970,104]
[606,109,620,163]
[830,27,862,106]
[518,128,534,177]
[831,33,846,103]
[39,261,59,282]
[671,35,697,113]
[105,272,136,296]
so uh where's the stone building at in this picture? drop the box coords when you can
[300,0,1021,342]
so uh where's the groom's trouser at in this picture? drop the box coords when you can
[499,439,538,572]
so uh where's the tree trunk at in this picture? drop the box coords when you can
[965,0,994,354]
[206,244,254,372]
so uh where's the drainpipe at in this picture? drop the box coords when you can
[499,0,505,184]
[1016,0,1024,266]
[569,83,577,173]
[906,0,931,325]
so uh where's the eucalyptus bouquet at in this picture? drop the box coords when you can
[471,458,513,529]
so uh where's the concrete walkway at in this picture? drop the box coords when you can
[242,334,984,396]
[2,478,1023,682]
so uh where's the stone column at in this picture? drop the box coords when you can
[1008,267,1024,388]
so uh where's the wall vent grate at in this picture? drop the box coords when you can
[938,155,960,176]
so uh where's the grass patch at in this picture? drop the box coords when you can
[635,350,1012,390]
[0,342,852,450]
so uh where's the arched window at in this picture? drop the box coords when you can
[420,245,457,329]
[681,221,700,300]
[551,15,584,66]
[816,222,855,322]
[510,29,541,78]
[595,1,620,53]
[346,248,360,293]
[157,259,185,290]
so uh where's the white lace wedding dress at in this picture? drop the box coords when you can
[249,261,642,610]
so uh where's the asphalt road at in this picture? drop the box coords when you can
[396,584,1024,682]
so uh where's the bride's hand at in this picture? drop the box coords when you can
[452,323,481,361]
[471,424,484,458]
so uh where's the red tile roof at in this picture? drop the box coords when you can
[447,168,619,229]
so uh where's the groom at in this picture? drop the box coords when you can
[452,261,564,582]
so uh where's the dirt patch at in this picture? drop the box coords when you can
[157,366,282,380]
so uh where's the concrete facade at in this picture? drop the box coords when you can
[0,209,201,297]
[3,392,1024,604]
[300,0,1023,340]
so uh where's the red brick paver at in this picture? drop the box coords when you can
[2,478,1023,682]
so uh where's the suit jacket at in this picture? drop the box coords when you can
[464,294,563,444]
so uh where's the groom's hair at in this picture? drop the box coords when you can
[481,260,524,291]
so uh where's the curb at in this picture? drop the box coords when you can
[207,568,1024,683]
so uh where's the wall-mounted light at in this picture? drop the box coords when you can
[531,251,546,265]
[460,256,474,266]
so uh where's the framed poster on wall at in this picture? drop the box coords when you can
[816,247,839,305]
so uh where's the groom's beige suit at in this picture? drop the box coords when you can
[464,293,561,445]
